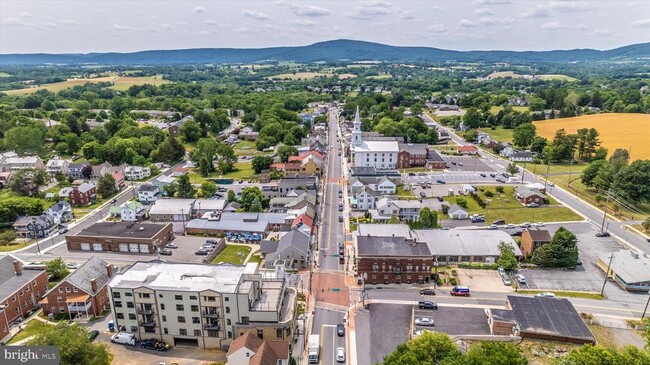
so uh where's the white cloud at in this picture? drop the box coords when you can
[475,0,510,4]
[292,19,317,26]
[589,29,611,36]
[41,22,58,29]
[548,1,593,12]
[192,6,206,14]
[522,6,550,18]
[111,24,133,31]
[56,20,80,26]
[541,21,585,30]
[204,19,218,26]
[459,19,479,28]
[631,18,650,27]
[347,0,392,19]
[427,23,447,33]
[475,8,494,16]
[175,21,187,26]
[1,17,24,26]
[18,11,32,18]
[242,10,272,20]
[399,11,416,20]
[292,5,331,17]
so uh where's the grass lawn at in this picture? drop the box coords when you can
[517,290,603,300]
[248,253,262,264]
[480,126,515,143]
[211,244,252,265]
[399,167,430,173]
[7,320,51,344]
[444,186,581,224]
[188,162,258,184]
[489,106,529,114]
[71,198,108,219]
[0,242,29,252]
[396,186,414,198]
[366,74,392,80]
[233,141,265,157]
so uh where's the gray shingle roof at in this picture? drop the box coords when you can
[0,256,45,301]
[62,257,112,295]
[277,229,310,256]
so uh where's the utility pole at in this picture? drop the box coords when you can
[642,290,650,319]
[567,160,575,188]
[600,188,611,232]
[520,162,526,183]
[600,253,614,296]
[543,161,551,192]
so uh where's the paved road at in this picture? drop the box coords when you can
[320,325,345,365]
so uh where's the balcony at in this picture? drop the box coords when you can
[204,322,220,331]
[392,267,402,274]
[137,308,155,315]
[201,311,220,319]
[139,320,156,328]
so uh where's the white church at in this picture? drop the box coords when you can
[350,107,399,169]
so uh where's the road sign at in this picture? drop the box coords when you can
[331,288,341,292]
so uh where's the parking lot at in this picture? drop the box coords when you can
[412,306,491,336]
[442,155,495,172]
[355,303,412,365]
[515,222,625,293]
[456,269,515,293]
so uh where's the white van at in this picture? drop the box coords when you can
[110,332,136,345]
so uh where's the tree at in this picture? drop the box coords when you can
[251,155,274,173]
[46,258,70,282]
[512,123,536,148]
[250,197,263,212]
[532,226,578,267]
[530,136,547,154]
[612,160,650,203]
[463,129,478,142]
[580,159,608,187]
[191,138,219,176]
[278,145,299,163]
[9,168,48,196]
[4,125,46,155]
[176,174,196,198]
[240,186,263,211]
[81,163,93,179]
[29,322,112,365]
[227,190,237,203]
[463,341,528,365]
[199,181,217,198]
[216,144,237,173]
[506,163,519,175]
[163,181,177,197]
[462,107,481,129]
[497,242,518,270]
[644,317,650,350]
[418,207,438,229]
[153,137,185,164]
[642,217,650,232]
[180,120,202,142]
[97,174,118,199]
[382,331,461,365]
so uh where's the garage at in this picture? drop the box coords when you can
[119,243,129,252]
[93,243,103,251]
[81,243,91,251]
[173,337,198,347]
[129,243,139,253]
[139,244,150,253]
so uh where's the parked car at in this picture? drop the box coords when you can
[436,180,446,184]
[140,338,170,351]
[58,228,68,234]
[535,292,556,298]
[338,216,344,222]
[206,239,219,244]
[419,289,435,296]
[487,224,498,230]
[110,332,136,346]
[506,224,515,229]
[510,230,523,236]
[595,231,610,237]
[418,301,438,310]
[88,330,99,342]
[519,222,531,228]
[336,323,345,337]
[489,173,496,178]
[535,222,545,227]
[408,172,416,176]
[165,243,178,249]
[415,318,435,327]
[516,274,527,285]
[493,219,506,225]
[66,262,80,269]
[420,192,426,198]
[496,178,506,183]
[159,249,172,256]
[437,196,444,202]
[547,182,555,187]
[480,173,486,177]
[336,347,346,363]
[526,202,540,208]
[195,249,209,256]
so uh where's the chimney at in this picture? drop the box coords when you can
[90,278,98,293]
[13,260,22,276]
[106,264,114,278]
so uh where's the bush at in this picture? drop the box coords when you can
[449,278,457,285]
[484,190,494,197]
[451,269,458,276]
[457,262,498,270]
[496,186,505,194]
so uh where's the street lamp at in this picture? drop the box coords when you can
[642,290,650,320]
[433,261,439,289]
[31,217,41,254]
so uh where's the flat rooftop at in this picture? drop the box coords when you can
[76,222,170,239]
[108,261,253,293]
[414,229,522,257]
[357,223,412,239]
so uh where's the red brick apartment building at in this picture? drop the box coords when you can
[356,235,433,285]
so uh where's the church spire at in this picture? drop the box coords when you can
[354,105,361,124]
[352,105,362,146]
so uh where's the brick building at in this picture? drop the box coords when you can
[65,222,174,253]
[397,143,429,168]
[69,182,96,206]
[356,235,433,285]
[0,257,49,342]
[520,229,552,257]
[40,257,116,320]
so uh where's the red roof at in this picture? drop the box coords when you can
[458,145,478,151]
[284,162,302,170]
[299,151,324,160]
[270,163,285,170]
[292,214,313,228]
[288,156,303,162]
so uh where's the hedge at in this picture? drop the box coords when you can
[457,262,499,270]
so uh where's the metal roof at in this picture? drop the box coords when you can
[357,236,431,257]
[414,230,522,257]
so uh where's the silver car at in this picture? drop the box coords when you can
[415,318,435,327]
[336,347,345,363]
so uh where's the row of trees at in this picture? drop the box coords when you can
[581,149,650,203]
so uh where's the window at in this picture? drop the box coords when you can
[128,314,136,320]
[176,304,184,311]
[160,304,165,310]
[225,307,230,314]
[224,297,229,302]
[141,293,150,299]
[114,301,122,308]
[461,256,470,262]
[130,326,138,333]
[162,315,167,322]
[207,330,218,337]
[158,294,163,298]
[126,302,134,308]
[57,297,63,303]
[58,288,63,293]
[175,295,183,300]
[192,317,200,324]
[116,313,124,319]
[189,295,197,300]
[124,292,132,297]
[194,329,201,337]
[226,319,231,325]
[276,329,283,338]
[59,307,65,313]
[205,296,215,302]
[257,329,264,339]
[191,305,198,312]
[72,288,77,293]
[179,329,187,336]
[164,328,168,334]
[228,331,233,339]
[178,316,186,323]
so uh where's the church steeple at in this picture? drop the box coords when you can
[352,106,362,146]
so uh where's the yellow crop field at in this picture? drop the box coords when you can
[5,75,168,95]
[533,113,650,161]
[338,73,357,79]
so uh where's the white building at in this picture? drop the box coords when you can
[137,184,161,204]
[121,201,145,222]
[45,156,71,177]
[351,107,399,169]
[124,165,152,180]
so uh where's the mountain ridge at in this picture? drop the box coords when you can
[1,39,649,65]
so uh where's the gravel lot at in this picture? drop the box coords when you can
[456,269,515,293]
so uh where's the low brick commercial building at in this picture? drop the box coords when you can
[357,235,433,285]
[0,256,49,342]
[66,221,174,253]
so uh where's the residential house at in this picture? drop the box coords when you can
[426,150,446,169]
[44,201,72,224]
[510,151,534,162]
[263,229,311,269]
[520,229,552,257]
[91,162,113,179]
[0,257,49,343]
[226,332,290,365]
[239,126,259,141]
[460,184,476,195]
[69,182,97,206]
[457,145,479,155]
[138,184,161,204]
[348,176,397,195]
[124,166,152,180]
[514,187,546,206]
[284,162,302,175]
[448,205,468,220]
[67,161,92,179]
[12,215,57,238]
[45,156,71,177]
[397,143,429,168]
[350,187,382,211]
[168,115,193,136]
[3,156,45,172]
[499,144,515,158]
[0,151,18,171]
[121,201,146,222]
[40,257,116,319]
[298,154,323,176]
[371,197,423,222]
[111,170,126,190]
[272,177,318,198]
[152,175,176,194]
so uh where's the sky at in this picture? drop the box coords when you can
[1,0,649,54]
